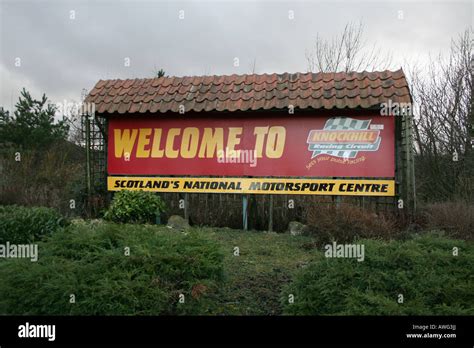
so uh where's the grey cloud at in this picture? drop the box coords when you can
[0,0,471,109]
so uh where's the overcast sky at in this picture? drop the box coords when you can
[0,0,472,112]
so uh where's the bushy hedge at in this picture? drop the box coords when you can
[305,204,401,244]
[0,205,67,244]
[422,201,474,240]
[104,190,166,224]
[0,146,85,216]
[0,223,224,315]
[282,233,474,315]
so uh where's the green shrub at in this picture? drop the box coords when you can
[305,203,400,244]
[282,233,474,315]
[0,223,224,315]
[0,205,67,244]
[104,190,166,224]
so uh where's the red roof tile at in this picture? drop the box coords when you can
[85,70,411,114]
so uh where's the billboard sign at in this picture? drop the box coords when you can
[108,115,394,178]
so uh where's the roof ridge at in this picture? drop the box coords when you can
[96,69,404,83]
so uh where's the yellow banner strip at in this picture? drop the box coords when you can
[108,176,395,196]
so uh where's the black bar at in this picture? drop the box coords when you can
[0,316,472,345]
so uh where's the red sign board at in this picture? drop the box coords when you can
[108,115,395,178]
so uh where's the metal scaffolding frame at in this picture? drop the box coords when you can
[81,112,108,214]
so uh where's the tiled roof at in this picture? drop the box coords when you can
[85,69,411,114]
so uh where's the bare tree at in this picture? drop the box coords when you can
[409,28,473,201]
[306,22,393,73]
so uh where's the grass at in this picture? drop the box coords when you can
[282,233,474,315]
[177,227,474,315]
[192,227,320,315]
[0,222,224,315]
[1,220,472,315]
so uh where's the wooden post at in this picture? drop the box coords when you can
[242,194,248,230]
[84,114,92,215]
[184,193,189,221]
[408,112,416,213]
[401,110,416,214]
[335,195,341,208]
[268,194,273,232]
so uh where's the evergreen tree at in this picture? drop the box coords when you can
[0,88,69,149]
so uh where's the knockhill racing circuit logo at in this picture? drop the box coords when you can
[307,117,382,159]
